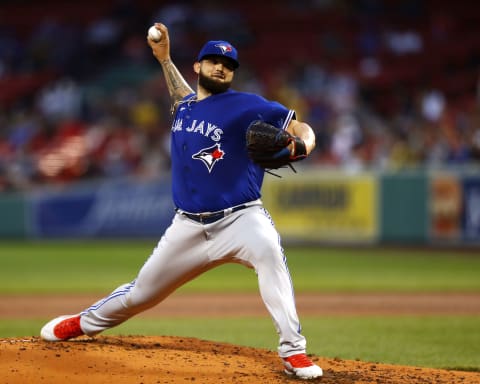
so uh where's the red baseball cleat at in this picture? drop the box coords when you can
[283,353,323,379]
[40,315,84,341]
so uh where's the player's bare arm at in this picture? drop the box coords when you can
[147,23,194,111]
[286,119,316,155]
[161,60,194,112]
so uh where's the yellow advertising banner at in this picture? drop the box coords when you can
[262,171,378,242]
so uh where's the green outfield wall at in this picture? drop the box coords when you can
[379,171,428,243]
[1,170,480,245]
[0,193,27,238]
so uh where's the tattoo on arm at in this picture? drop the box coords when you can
[160,59,194,112]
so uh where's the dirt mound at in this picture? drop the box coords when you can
[2,335,479,384]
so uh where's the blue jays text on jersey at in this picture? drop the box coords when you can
[171,89,296,213]
[172,118,223,141]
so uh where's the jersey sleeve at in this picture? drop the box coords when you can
[280,109,296,130]
[252,97,296,131]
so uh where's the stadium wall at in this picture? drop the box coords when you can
[1,170,480,245]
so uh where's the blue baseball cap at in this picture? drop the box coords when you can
[197,40,239,69]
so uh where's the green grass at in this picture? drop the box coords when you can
[2,316,479,370]
[1,240,479,371]
[1,241,480,293]
[1,240,148,293]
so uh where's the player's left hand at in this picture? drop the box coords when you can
[246,121,307,170]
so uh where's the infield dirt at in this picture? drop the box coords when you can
[1,293,480,384]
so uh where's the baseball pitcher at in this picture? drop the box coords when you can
[40,22,322,380]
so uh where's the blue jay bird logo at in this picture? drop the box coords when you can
[192,144,225,172]
[215,43,233,54]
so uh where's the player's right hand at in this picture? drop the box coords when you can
[147,22,171,62]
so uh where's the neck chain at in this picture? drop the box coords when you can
[171,94,198,115]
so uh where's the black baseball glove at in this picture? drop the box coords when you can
[246,120,307,171]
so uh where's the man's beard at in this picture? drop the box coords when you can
[198,72,231,94]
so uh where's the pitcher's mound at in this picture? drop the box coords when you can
[1,335,478,383]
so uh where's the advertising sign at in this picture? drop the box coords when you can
[429,175,462,241]
[462,177,480,241]
[29,178,174,238]
[262,172,378,243]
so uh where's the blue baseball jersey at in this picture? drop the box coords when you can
[170,89,295,213]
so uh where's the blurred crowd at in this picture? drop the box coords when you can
[1,0,480,192]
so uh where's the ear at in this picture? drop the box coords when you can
[193,62,200,74]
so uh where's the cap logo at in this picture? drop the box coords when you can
[215,43,233,54]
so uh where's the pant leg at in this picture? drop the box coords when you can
[207,206,307,357]
[80,214,211,335]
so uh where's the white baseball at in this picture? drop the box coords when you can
[148,26,162,42]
